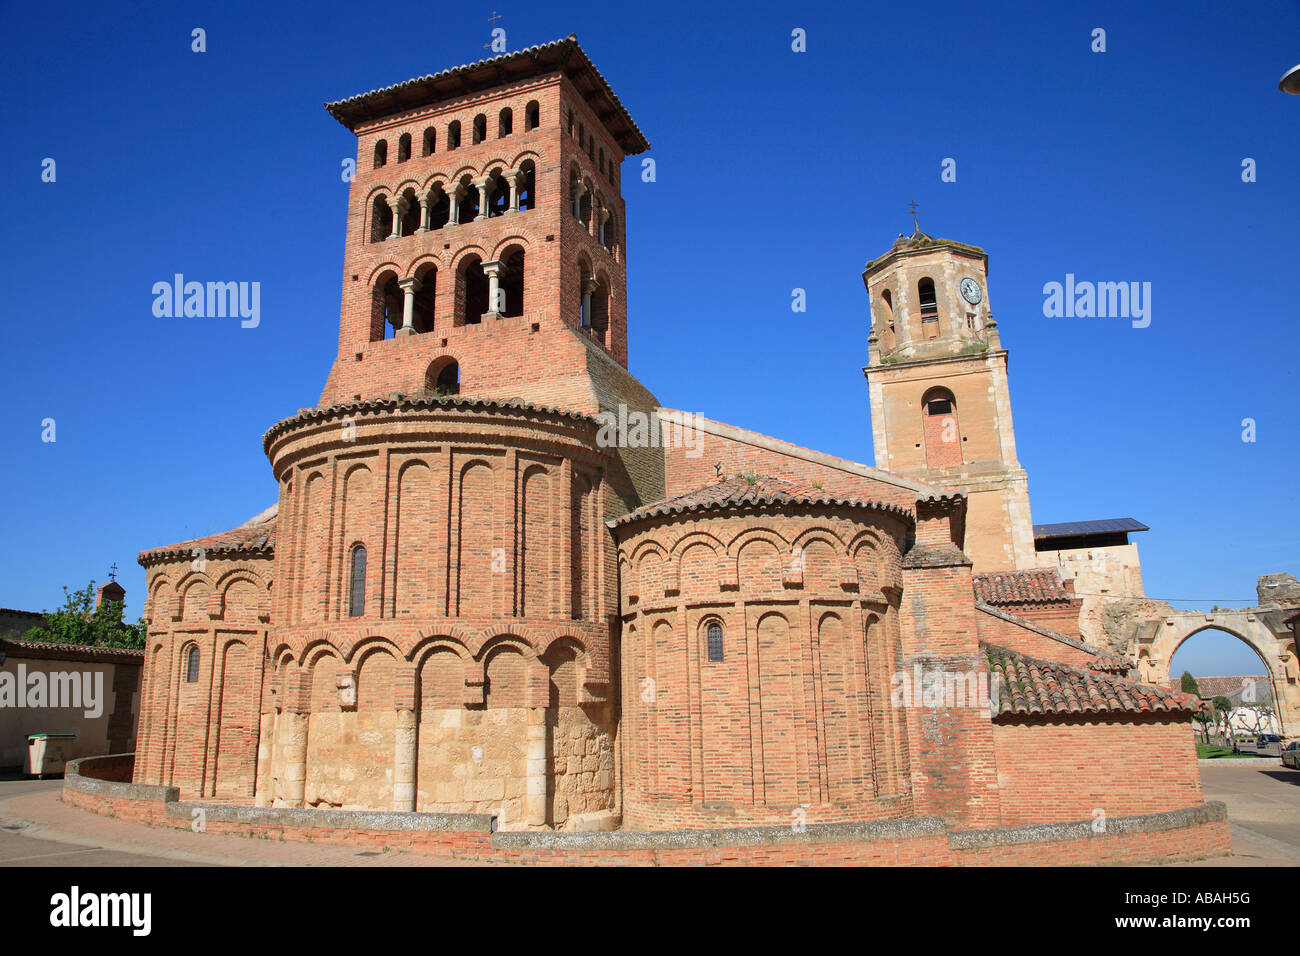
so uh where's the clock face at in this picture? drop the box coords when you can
[959,277,982,305]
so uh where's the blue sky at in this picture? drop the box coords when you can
[2,1,1296,675]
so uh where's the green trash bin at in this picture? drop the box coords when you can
[26,733,76,778]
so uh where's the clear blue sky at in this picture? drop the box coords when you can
[2,1,1296,675]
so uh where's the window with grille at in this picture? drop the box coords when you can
[349,544,367,617]
[706,622,724,662]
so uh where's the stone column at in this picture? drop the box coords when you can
[571,181,587,220]
[580,277,597,328]
[392,663,417,811]
[503,171,522,213]
[254,710,275,807]
[281,664,309,808]
[397,277,421,336]
[417,189,434,232]
[387,196,404,239]
[598,208,610,246]
[524,707,547,827]
[482,259,504,319]
[473,176,491,220]
[448,185,463,226]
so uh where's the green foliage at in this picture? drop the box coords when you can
[20,581,146,650]
[1180,671,1200,696]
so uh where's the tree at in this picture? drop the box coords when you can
[1180,671,1200,696]
[20,581,146,650]
[1192,707,1212,744]
[1212,695,1233,740]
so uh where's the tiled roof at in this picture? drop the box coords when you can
[611,473,913,529]
[973,568,1074,605]
[0,638,143,661]
[1190,676,1266,700]
[139,505,277,566]
[325,35,651,154]
[983,643,1197,718]
[262,394,599,452]
[974,601,1130,674]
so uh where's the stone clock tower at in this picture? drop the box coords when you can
[862,224,1036,571]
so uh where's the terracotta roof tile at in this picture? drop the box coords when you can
[324,35,651,154]
[611,473,913,529]
[1190,676,1265,699]
[262,394,598,452]
[139,505,277,565]
[983,643,1198,719]
[0,638,143,662]
[973,568,1073,605]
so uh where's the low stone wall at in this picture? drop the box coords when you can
[62,755,1231,865]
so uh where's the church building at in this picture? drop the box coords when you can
[119,37,1225,862]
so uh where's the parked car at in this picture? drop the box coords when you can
[1282,741,1300,770]
[1257,734,1281,749]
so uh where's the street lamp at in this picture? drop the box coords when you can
[1280,63,1300,94]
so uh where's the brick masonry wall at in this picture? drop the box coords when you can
[658,412,924,512]
[64,760,1230,865]
[614,504,913,829]
[134,552,270,799]
[990,716,1205,826]
[322,74,630,407]
[974,605,1096,666]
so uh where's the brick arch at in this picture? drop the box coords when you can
[411,635,472,668]
[489,233,534,259]
[390,177,422,198]
[473,627,541,662]
[482,640,532,708]
[789,526,849,554]
[628,538,669,565]
[175,571,216,622]
[448,243,491,273]
[447,163,481,183]
[403,251,447,278]
[364,261,403,287]
[534,629,591,659]
[726,526,790,557]
[506,148,542,167]
[148,575,177,623]
[541,636,586,707]
[667,529,725,561]
[419,173,449,192]
[214,568,269,621]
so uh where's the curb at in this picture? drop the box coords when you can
[0,794,270,867]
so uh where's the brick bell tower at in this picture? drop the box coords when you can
[317,36,652,422]
[862,222,1036,571]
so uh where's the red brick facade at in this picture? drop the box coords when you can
[119,38,1222,863]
